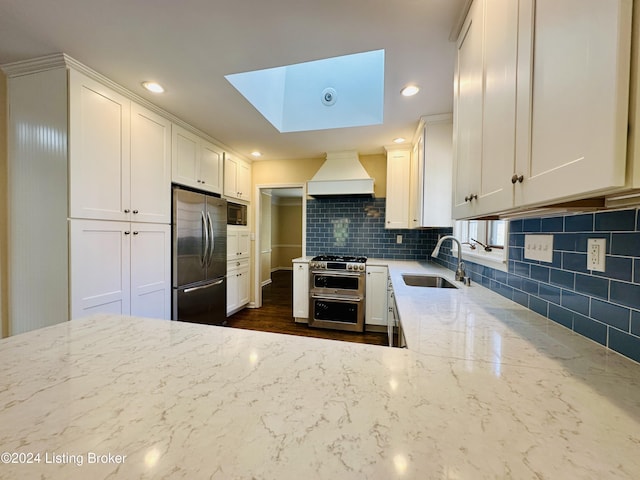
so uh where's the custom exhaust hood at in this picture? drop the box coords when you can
[307,151,375,197]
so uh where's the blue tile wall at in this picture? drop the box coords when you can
[432,208,640,364]
[306,197,452,260]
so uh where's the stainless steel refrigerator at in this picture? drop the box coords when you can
[172,186,227,325]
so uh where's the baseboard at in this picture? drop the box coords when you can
[260,279,272,288]
[365,325,387,334]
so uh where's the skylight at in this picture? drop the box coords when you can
[225,49,384,133]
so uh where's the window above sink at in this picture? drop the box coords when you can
[453,220,508,272]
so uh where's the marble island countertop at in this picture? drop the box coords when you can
[1,261,640,479]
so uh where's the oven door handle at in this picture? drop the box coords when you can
[310,271,364,277]
[311,294,363,302]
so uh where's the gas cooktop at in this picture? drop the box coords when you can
[311,255,367,263]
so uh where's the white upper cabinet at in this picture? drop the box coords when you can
[452,0,485,219]
[514,0,631,206]
[413,115,454,227]
[453,0,632,219]
[453,0,520,218]
[130,103,172,224]
[172,124,224,194]
[69,69,131,221]
[69,69,172,223]
[385,147,411,229]
[224,154,251,201]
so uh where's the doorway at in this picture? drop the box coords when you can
[254,185,305,309]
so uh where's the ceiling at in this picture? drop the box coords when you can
[0,0,467,162]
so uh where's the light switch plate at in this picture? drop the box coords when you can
[524,234,554,263]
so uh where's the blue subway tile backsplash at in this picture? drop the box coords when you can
[430,208,640,364]
[306,199,640,364]
[306,197,451,259]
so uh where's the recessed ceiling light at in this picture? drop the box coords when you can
[393,137,406,144]
[142,81,164,93]
[400,85,420,97]
[251,151,262,157]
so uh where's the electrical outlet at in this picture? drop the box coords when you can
[524,234,554,263]
[587,238,606,272]
[396,234,403,244]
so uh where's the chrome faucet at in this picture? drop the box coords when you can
[431,235,466,282]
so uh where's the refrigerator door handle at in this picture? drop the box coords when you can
[201,210,210,267]
[183,278,224,293]
[207,211,215,267]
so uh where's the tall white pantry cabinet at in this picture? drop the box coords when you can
[4,55,171,334]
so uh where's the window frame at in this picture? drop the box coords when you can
[452,220,508,272]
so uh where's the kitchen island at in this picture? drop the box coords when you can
[1,262,639,479]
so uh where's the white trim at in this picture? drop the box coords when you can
[454,247,508,272]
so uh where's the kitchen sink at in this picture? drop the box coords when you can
[402,274,458,288]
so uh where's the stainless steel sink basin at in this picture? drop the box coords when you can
[402,274,458,288]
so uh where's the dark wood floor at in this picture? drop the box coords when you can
[226,270,389,346]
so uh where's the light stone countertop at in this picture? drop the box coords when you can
[1,260,639,479]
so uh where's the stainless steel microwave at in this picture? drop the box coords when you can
[227,202,247,225]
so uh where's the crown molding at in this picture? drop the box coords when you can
[1,52,252,163]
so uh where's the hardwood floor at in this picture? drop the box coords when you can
[226,270,389,346]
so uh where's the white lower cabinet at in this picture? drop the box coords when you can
[227,259,250,315]
[365,265,388,328]
[70,219,171,320]
[387,275,395,347]
[292,260,309,321]
[227,227,251,260]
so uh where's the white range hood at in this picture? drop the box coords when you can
[307,151,375,197]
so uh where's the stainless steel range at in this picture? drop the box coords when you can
[308,255,367,332]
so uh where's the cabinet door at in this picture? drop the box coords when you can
[131,103,171,223]
[200,140,224,194]
[409,136,424,229]
[237,230,251,258]
[224,155,239,198]
[292,262,309,319]
[226,264,239,314]
[237,160,251,201]
[171,124,200,189]
[70,219,130,319]
[514,0,631,206]
[237,265,250,307]
[365,266,388,326]
[387,277,395,347]
[227,230,239,261]
[130,223,171,319]
[475,0,518,216]
[69,69,130,221]
[452,0,484,219]
[422,119,454,227]
[385,149,411,229]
